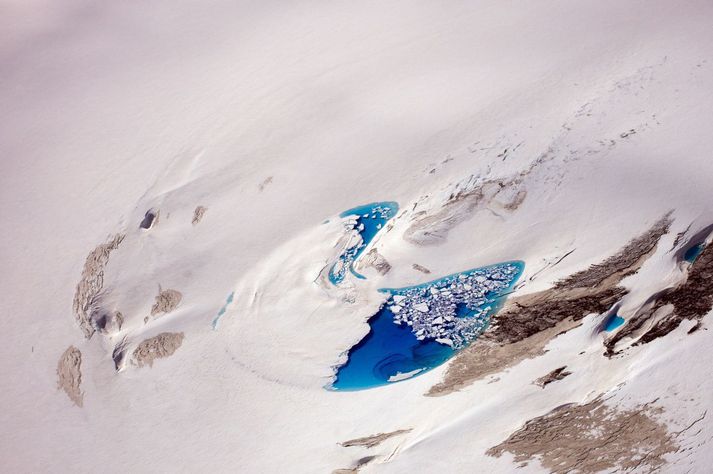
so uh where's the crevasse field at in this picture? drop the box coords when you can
[2,1,713,472]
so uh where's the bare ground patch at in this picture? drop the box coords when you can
[487,398,678,473]
[132,332,185,368]
[57,346,83,407]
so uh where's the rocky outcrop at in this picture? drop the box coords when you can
[607,236,713,355]
[72,234,125,339]
[353,248,391,276]
[132,332,185,368]
[412,263,431,274]
[150,288,182,317]
[57,346,83,407]
[534,366,571,388]
[340,429,411,449]
[192,205,207,225]
[487,398,678,473]
[553,213,672,290]
[139,209,159,229]
[428,214,671,396]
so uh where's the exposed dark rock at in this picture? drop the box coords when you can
[428,214,671,396]
[607,238,713,355]
[192,205,207,225]
[534,366,572,388]
[412,263,431,274]
[492,287,626,345]
[340,429,411,449]
[554,213,672,290]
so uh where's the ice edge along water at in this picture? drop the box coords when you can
[328,201,399,285]
[332,261,524,391]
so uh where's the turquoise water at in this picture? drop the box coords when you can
[328,202,399,285]
[604,314,625,331]
[684,243,705,263]
[332,261,524,390]
[212,292,235,329]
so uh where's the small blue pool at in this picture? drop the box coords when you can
[332,261,524,390]
[684,243,706,264]
[328,202,399,285]
[603,314,625,332]
[212,291,235,329]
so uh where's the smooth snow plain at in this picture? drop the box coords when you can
[2,0,713,472]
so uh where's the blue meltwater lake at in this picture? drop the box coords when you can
[332,261,524,390]
[328,202,399,285]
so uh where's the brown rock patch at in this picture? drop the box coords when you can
[412,263,431,274]
[487,398,679,473]
[428,214,671,396]
[150,288,182,317]
[72,234,125,339]
[192,205,207,225]
[340,429,412,449]
[607,238,713,355]
[132,332,185,368]
[534,366,572,388]
[57,346,83,407]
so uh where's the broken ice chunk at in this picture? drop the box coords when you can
[435,338,453,347]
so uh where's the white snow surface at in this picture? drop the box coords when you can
[2,0,713,472]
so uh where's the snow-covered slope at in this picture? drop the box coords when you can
[2,0,713,472]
